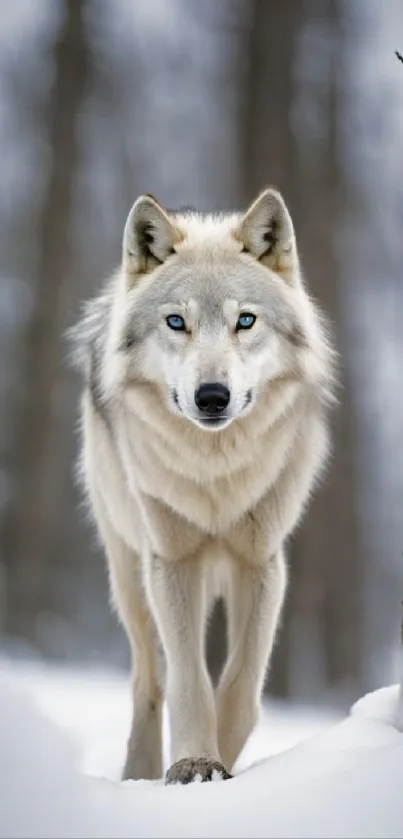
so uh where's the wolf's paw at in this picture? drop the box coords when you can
[165,756,232,785]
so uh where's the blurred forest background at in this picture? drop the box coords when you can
[0,0,402,707]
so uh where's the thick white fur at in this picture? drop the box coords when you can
[75,189,335,782]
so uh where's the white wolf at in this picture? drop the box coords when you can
[71,188,335,785]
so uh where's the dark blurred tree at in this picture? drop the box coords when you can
[242,0,301,201]
[243,0,363,700]
[242,0,302,698]
[2,0,89,645]
[292,0,363,702]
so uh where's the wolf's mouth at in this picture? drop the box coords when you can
[198,416,228,428]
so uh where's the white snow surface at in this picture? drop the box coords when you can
[0,658,402,838]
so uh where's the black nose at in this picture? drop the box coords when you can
[195,383,230,414]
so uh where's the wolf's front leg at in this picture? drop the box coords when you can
[145,553,231,785]
[217,551,287,771]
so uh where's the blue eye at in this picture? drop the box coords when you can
[166,314,186,331]
[236,312,256,330]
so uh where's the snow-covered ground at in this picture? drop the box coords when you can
[0,657,402,838]
[0,658,340,780]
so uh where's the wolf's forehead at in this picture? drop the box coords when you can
[186,293,234,322]
[140,257,288,320]
[175,279,230,306]
[155,255,267,303]
[153,266,233,307]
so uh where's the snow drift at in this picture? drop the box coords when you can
[0,664,402,838]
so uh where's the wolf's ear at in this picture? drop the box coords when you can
[123,194,180,281]
[241,189,299,285]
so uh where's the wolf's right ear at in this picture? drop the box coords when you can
[123,195,180,283]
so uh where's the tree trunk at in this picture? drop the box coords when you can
[293,0,363,700]
[243,0,303,697]
[2,1,88,644]
[243,0,363,699]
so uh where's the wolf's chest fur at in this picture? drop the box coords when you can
[115,392,300,536]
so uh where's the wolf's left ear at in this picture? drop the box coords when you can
[241,189,299,285]
[123,194,180,282]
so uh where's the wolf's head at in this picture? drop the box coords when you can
[102,189,332,431]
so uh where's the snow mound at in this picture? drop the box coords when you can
[0,665,402,838]
[351,684,401,725]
